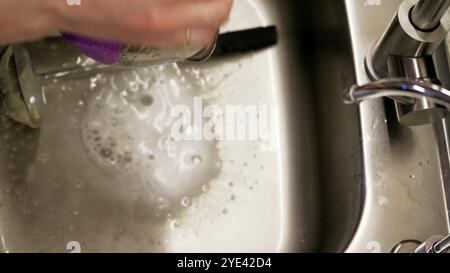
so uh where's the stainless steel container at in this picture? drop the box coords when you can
[62,32,218,66]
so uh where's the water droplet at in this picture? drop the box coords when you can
[201,184,210,192]
[191,155,202,165]
[377,196,389,207]
[409,174,416,180]
[180,196,192,208]
[157,197,170,211]
[99,148,113,158]
[170,220,180,229]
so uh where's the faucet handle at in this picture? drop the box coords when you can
[430,234,450,253]
[391,234,450,253]
[344,78,450,126]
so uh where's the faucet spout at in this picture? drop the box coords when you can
[344,78,450,126]
[344,78,450,107]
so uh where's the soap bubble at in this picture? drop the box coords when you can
[180,196,192,208]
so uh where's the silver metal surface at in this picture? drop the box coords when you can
[411,0,450,31]
[432,234,450,253]
[366,0,450,80]
[385,55,445,126]
[118,32,218,66]
[345,78,450,108]
[0,0,361,252]
[412,235,446,253]
[391,233,449,253]
[391,239,422,253]
[344,78,450,125]
[364,0,450,127]
[345,0,450,252]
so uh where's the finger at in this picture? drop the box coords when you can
[55,0,231,46]
[135,0,233,32]
[141,27,217,48]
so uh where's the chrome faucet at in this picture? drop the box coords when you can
[345,0,450,126]
[391,234,450,253]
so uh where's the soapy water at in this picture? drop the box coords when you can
[81,64,221,209]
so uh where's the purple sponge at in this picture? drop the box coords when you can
[62,33,123,65]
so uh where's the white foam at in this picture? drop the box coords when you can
[81,65,220,206]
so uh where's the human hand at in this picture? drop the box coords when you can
[0,0,233,47]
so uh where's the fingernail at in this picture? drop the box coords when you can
[190,28,213,47]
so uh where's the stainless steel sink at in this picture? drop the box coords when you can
[6,0,448,254]
[3,0,447,254]
[0,0,362,253]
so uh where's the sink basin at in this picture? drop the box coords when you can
[0,0,361,252]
